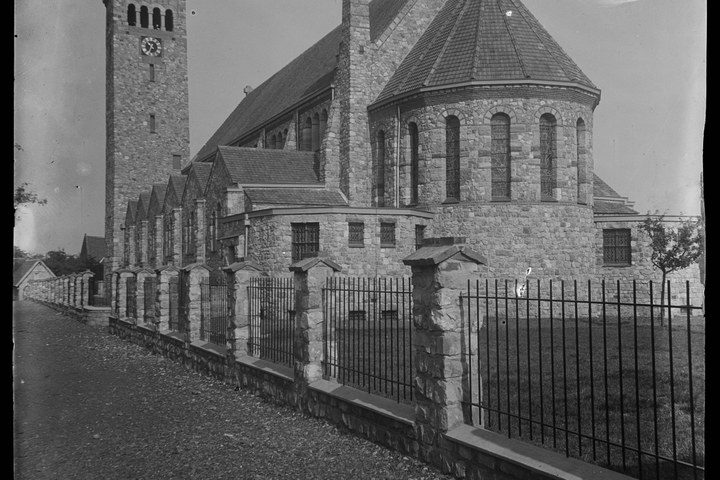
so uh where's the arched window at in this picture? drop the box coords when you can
[320,109,328,144]
[152,8,162,29]
[127,4,137,26]
[283,129,289,148]
[491,113,511,200]
[165,9,174,32]
[209,210,217,252]
[540,113,557,201]
[303,117,312,151]
[409,122,419,204]
[277,131,283,149]
[576,118,586,204]
[445,116,460,201]
[376,130,386,207]
[140,6,149,28]
[270,134,277,150]
[312,113,320,151]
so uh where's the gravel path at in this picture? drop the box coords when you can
[13,301,454,480]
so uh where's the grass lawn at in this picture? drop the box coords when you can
[473,313,705,480]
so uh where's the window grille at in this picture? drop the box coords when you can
[348,222,364,247]
[415,225,425,250]
[291,223,319,263]
[445,116,460,201]
[380,222,396,248]
[603,229,631,265]
[540,114,557,201]
[491,114,511,200]
[409,123,419,204]
[377,131,386,207]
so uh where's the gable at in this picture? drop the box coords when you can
[125,200,138,227]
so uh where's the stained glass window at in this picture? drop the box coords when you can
[540,114,556,201]
[491,113,511,200]
[445,116,460,201]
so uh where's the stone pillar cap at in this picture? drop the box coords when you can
[156,264,180,274]
[223,260,263,273]
[403,237,487,267]
[289,257,342,273]
[135,267,155,274]
[180,262,211,273]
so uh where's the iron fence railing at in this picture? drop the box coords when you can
[322,277,413,404]
[126,277,137,319]
[248,277,295,367]
[462,279,704,480]
[200,273,229,347]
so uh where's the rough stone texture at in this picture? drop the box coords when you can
[104,0,190,285]
[181,264,209,342]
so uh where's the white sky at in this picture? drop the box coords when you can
[14,0,706,255]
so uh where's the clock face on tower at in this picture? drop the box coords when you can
[140,36,162,57]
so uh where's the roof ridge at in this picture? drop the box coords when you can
[508,0,571,82]
[499,0,528,79]
[426,0,472,86]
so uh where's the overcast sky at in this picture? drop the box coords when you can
[14,0,705,255]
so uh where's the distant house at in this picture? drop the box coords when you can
[13,259,55,301]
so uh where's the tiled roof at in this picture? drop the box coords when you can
[375,0,597,105]
[165,175,187,211]
[125,200,138,224]
[188,163,213,195]
[150,184,167,210]
[593,173,624,199]
[136,192,151,220]
[370,0,411,41]
[218,146,321,185]
[245,188,347,207]
[82,235,106,261]
[13,260,54,286]
[194,26,343,161]
[593,201,638,215]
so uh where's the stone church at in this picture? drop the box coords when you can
[102,0,700,297]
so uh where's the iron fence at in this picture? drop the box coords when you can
[200,272,229,347]
[248,277,295,367]
[143,276,156,323]
[461,279,704,480]
[126,277,137,319]
[168,275,187,333]
[322,276,413,404]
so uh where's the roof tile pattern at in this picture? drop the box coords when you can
[245,188,347,207]
[376,0,596,104]
[593,201,638,215]
[218,146,321,185]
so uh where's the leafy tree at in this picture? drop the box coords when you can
[42,249,102,277]
[639,214,703,324]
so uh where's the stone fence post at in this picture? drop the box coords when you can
[61,276,69,306]
[290,257,342,395]
[80,270,94,307]
[70,274,79,308]
[181,263,210,342]
[223,261,263,356]
[117,268,136,319]
[402,238,486,465]
[155,266,179,331]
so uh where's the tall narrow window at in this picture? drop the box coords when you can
[291,223,319,262]
[302,118,312,151]
[320,110,328,144]
[445,116,460,201]
[165,9,174,31]
[149,63,155,82]
[277,131,283,149]
[152,8,162,29]
[540,113,557,201]
[415,225,425,250]
[376,131,386,207]
[491,113,511,200]
[380,222,396,248]
[127,4,137,26]
[409,122,419,204]
[173,155,181,170]
[149,114,156,133]
[209,210,217,252]
[312,113,320,151]
[140,6,149,28]
[603,229,631,265]
[577,118,586,204]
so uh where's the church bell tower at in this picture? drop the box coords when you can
[102,0,190,285]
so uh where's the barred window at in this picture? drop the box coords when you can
[409,122,419,204]
[603,229,631,266]
[415,225,425,250]
[292,223,319,263]
[380,222,396,248]
[491,113,511,200]
[577,118,586,204]
[376,130,386,207]
[445,116,460,201]
[540,113,557,201]
[348,222,364,247]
